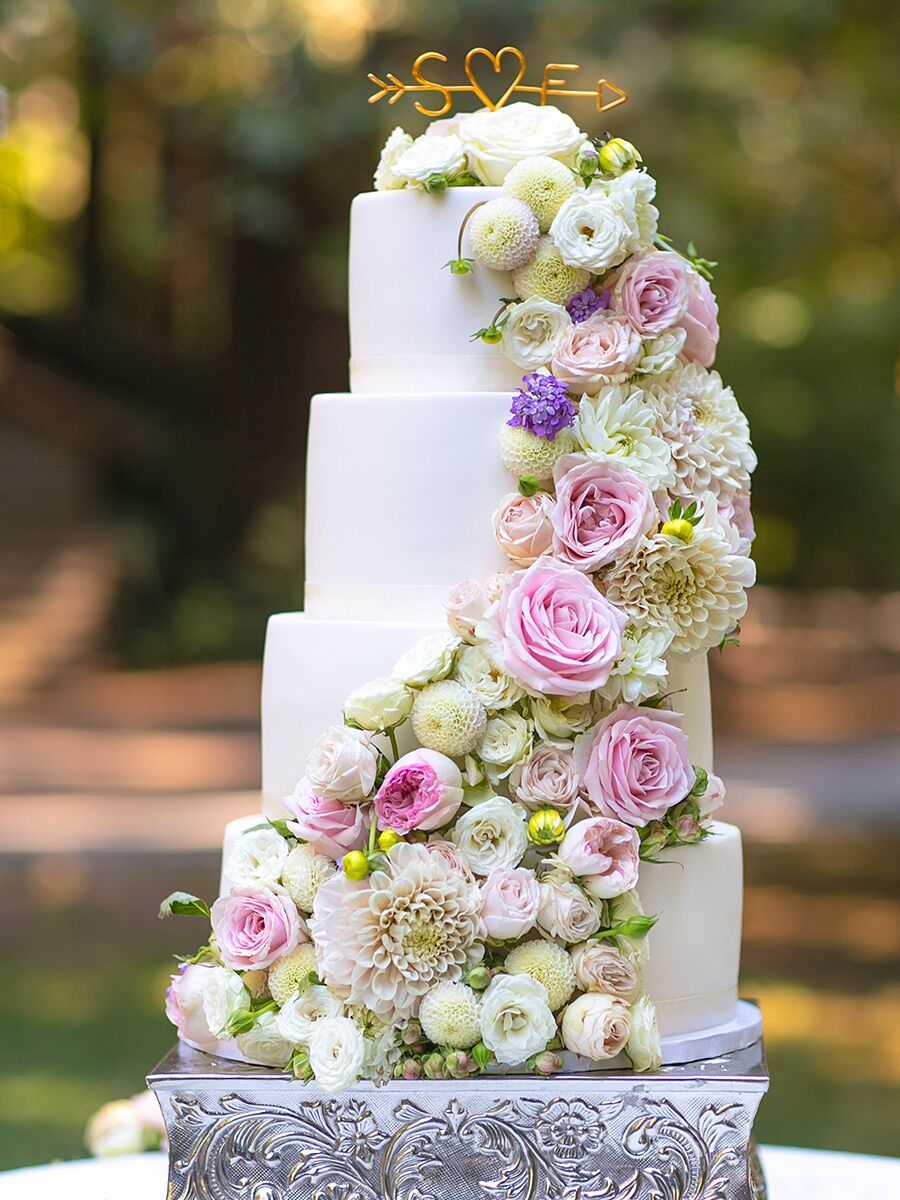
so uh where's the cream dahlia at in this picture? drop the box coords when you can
[281,842,337,913]
[505,939,576,1011]
[574,383,674,491]
[418,981,482,1049]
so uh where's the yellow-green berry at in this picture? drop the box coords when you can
[343,850,370,881]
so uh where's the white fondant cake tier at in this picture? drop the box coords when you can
[349,188,524,394]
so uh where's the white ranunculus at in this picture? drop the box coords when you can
[452,795,529,876]
[455,644,525,711]
[626,993,662,1071]
[530,691,596,746]
[201,966,250,1038]
[85,1100,151,1157]
[501,297,572,370]
[392,632,460,686]
[460,102,584,186]
[479,973,558,1065]
[478,711,533,782]
[306,725,378,803]
[276,984,344,1045]
[374,126,413,191]
[635,327,687,376]
[235,1010,294,1068]
[549,191,637,274]
[393,133,467,186]
[344,676,413,732]
[307,1015,367,1092]
[561,992,631,1060]
[574,383,674,491]
[222,827,290,890]
[537,879,603,944]
[599,623,673,707]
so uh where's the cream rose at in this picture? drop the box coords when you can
[570,941,641,1000]
[235,1010,294,1068]
[374,126,413,191]
[392,632,459,686]
[478,711,533,781]
[307,1015,367,1092]
[530,691,596,745]
[460,102,584,186]
[343,676,412,732]
[492,491,555,566]
[625,993,662,1071]
[537,879,602,944]
[455,643,525,710]
[479,973,558,1064]
[549,191,637,274]
[561,992,631,1060]
[393,133,467,186]
[501,297,572,370]
[306,726,378,803]
[452,795,529,876]
[222,827,290,891]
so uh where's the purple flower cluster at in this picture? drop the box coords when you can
[567,288,610,324]
[508,373,576,441]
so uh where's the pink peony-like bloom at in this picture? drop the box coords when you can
[551,314,642,391]
[615,250,689,337]
[285,778,369,860]
[374,749,464,835]
[445,579,491,641]
[677,268,719,367]
[427,836,476,882]
[211,886,304,971]
[551,455,657,572]
[575,705,693,827]
[479,867,541,940]
[486,559,627,697]
[167,963,222,1052]
[557,816,640,899]
[492,491,555,567]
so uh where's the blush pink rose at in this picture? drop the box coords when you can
[374,749,464,834]
[551,315,642,391]
[445,579,491,641]
[487,559,627,697]
[167,963,221,1052]
[575,705,693,827]
[211,886,303,971]
[285,778,369,860]
[615,250,689,336]
[492,491,555,567]
[699,772,726,821]
[479,867,541,940]
[677,268,719,367]
[427,836,476,882]
[513,744,581,813]
[558,816,640,899]
[551,455,657,572]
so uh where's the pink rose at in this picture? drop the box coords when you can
[285,778,369,860]
[306,725,378,803]
[615,251,689,336]
[479,867,541,940]
[551,315,642,391]
[677,268,719,367]
[558,816,640,899]
[211,886,303,971]
[513,744,581,813]
[575,705,693,827]
[427,836,476,882]
[551,456,657,572]
[562,992,631,1060]
[167,963,220,1052]
[487,559,627,697]
[492,491,555,567]
[375,749,464,834]
[445,579,491,641]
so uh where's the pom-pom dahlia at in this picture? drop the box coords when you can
[505,940,576,1011]
[502,155,577,231]
[418,981,482,1048]
[411,680,487,756]
[281,842,337,912]
[469,198,540,272]
[512,236,590,306]
[267,943,319,1008]
[499,423,576,481]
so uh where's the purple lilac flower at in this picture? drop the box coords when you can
[567,288,610,324]
[508,373,576,441]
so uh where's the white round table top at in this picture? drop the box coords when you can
[0,1145,898,1198]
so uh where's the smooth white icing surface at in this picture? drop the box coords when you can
[349,189,524,394]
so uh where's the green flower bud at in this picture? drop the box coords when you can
[530,1050,563,1076]
[423,173,448,195]
[377,828,403,853]
[661,517,694,544]
[444,256,475,275]
[575,145,600,180]
[465,964,493,992]
[528,807,566,847]
[597,137,641,175]
[342,850,370,881]
[290,1050,313,1082]
[423,1051,446,1080]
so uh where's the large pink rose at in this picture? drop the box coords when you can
[551,455,657,572]
[492,491,555,567]
[575,705,693,827]
[551,315,642,391]
[615,250,689,336]
[480,867,541,940]
[211,886,304,971]
[557,816,640,899]
[375,749,464,834]
[487,559,627,696]
[285,778,369,860]
[677,268,719,367]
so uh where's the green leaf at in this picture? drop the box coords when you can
[178,943,216,965]
[518,476,540,497]
[444,256,475,275]
[689,766,709,797]
[159,892,210,920]
[472,1041,494,1070]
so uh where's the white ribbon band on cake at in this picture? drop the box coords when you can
[350,354,523,395]
[304,581,454,624]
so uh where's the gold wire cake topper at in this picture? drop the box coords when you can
[368,47,628,119]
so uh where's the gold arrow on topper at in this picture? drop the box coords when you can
[367,46,628,119]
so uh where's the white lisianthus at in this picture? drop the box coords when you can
[392,632,460,686]
[574,383,674,491]
[374,127,413,191]
[635,327,687,376]
[478,711,533,782]
[306,725,379,803]
[222,826,290,890]
[599,623,673,706]
[235,1010,294,1068]
[201,966,250,1038]
[393,133,467,187]
[549,191,637,274]
[276,984,344,1046]
[530,691,596,746]
[460,102,584,186]
[479,973,558,1064]
[562,992,631,1060]
[452,795,529,876]
[344,676,413,732]
[602,169,659,250]
[455,643,525,711]
[500,297,572,370]
[626,993,663,1071]
[307,1015,367,1092]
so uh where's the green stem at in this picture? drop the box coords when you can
[387,727,400,764]
[368,815,378,856]
[457,201,487,261]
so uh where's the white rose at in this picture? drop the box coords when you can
[635,326,687,376]
[501,297,572,370]
[699,772,726,822]
[223,827,290,890]
[393,133,467,187]
[603,168,658,249]
[626,993,662,1071]
[530,692,596,745]
[479,973,557,1064]
[613,890,651,967]
[374,126,413,191]
[570,941,641,1000]
[344,676,412,732]
[306,725,378,802]
[276,984,344,1045]
[478,711,533,781]
[452,795,529,876]
[392,631,460,686]
[235,1010,294,1068]
[307,1015,367,1092]
[561,992,631,1060]
[201,966,250,1038]
[513,744,581,813]
[85,1100,151,1157]
[537,879,602,943]
[455,644,525,711]
[549,191,637,274]
[461,102,584,186]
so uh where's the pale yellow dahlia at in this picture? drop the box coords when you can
[267,943,319,1008]
[469,198,540,271]
[505,940,576,1011]
[281,842,337,912]
[419,981,482,1049]
[503,156,578,231]
[512,236,590,305]
[411,680,487,756]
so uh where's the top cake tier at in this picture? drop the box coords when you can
[349,187,524,394]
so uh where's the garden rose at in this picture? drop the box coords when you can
[513,744,581,812]
[166,963,220,1053]
[222,826,290,891]
[558,817,640,899]
[374,749,464,834]
[570,941,641,1000]
[562,992,631,1060]
[492,491,555,566]
[551,315,643,391]
[427,836,476,882]
[452,795,529,876]
[235,1010,294,1068]
[306,726,378,803]
[460,102,584,186]
[549,191,636,273]
[479,973,558,1064]
[575,705,694,826]
[393,632,459,685]
[615,251,689,336]
[530,691,596,744]
[276,984,344,1045]
[537,878,602,943]
[201,965,250,1038]
[343,677,412,732]
[445,579,491,641]
[500,296,572,369]
[393,133,466,186]
[677,267,719,367]
[485,559,627,696]
[374,126,413,191]
[285,779,369,860]
[551,456,657,571]
[307,1015,368,1091]
[478,711,533,781]
[211,886,303,972]
[480,867,541,940]
[626,993,662,1071]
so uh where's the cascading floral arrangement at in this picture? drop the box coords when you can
[161,105,756,1095]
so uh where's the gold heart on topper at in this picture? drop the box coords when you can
[464,46,527,111]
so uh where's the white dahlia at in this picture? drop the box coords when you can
[503,155,578,231]
[499,423,577,481]
[310,842,484,1020]
[511,236,590,306]
[411,680,487,756]
[469,198,540,272]
[505,940,576,1011]
[454,643,525,711]
[267,943,319,1008]
[419,981,482,1049]
[598,622,673,706]
[574,383,674,491]
[281,842,337,913]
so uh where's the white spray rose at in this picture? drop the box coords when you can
[452,795,529,876]
[479,973,558,1064]
[626,993,662,1071]
[222,827,290,890]
[635,326,687,376]
[276,984,344,1045]
[530,691,596,745]
[478,711,533,781]
[344,676,412,732]
[307,1015,367,1092]
[455,643,525,711]
[460,102,584,186]
[549,190,637,273]
[570,941,641,1000]
[501,297,572,370]
[374,126,413,191]
[235,1010,294,1068]
[562,992,631,1060]
[306,725,378,803]
[201,966,250,1038]
[537,879,602,943]
[393,133,467,186]
[392,632,460,686]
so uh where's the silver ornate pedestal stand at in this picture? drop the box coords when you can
[148,1025,768,1200]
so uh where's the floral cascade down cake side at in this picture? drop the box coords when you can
[159,90,759,1098]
